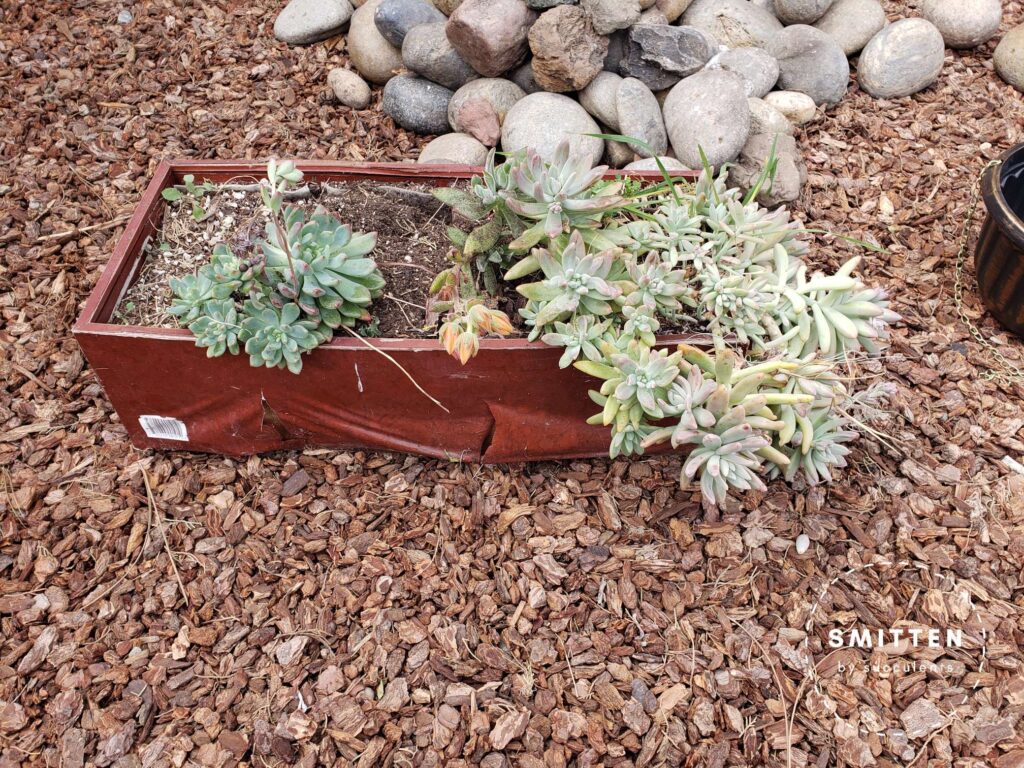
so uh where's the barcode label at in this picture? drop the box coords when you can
[139,415,189,442]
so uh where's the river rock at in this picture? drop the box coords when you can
[729,132,806,206]
[604,138,636,168]
[922,0,1001,49]
[812,0,885,55]
[581,0,641,34]
[417,132,490,164]
[616,77,667,156]
[857,19,945,99]
[995,24,1024,92]
[623,156,689,171]
[579,71,623,129]
[763,90,817,123]
[446,0,538,78]
[274,0,354,45]
[433,0,464,12]
[662,69,750,167]
[501,92,604,166]
[510,62,544,93]
[526,0,577,6]
[747,97,792,135]
[773,0,834,25]
[640,7,668,24]
[328,68,372,109]
[349,0,405,84]
[656,0,692,22]
[681,0,782,49]
[403,22,478,89]
[529,6,609,92]
[707,47,779,98]
[382,74,455,134]
[768,24,849,106]
[448,78,526,137]
[375,0,445,46]
[619,24,717,91]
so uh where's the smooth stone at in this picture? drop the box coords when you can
[681,0,782,49]
[729,132,806,206]
[763,90,817,124]
[768,24,849,106]
[773,0,834,25]
[402,22,479,89]
[274,0,354,45]
[529,5,609,92]
[446,0,538,78]
[995,24,1024,92]
[432,0,464,12]
[616,77,667,157]
[656,0,692,23]
[510,61,545,93]
[417,132,490,164]
[581,0,641,34]
[662,69,750,167]
[579,71,623,130]
[327,68,372,108]
[375,0,445,46]
[858,18,945,99]
[382,74,455,134]
[707,47,779,98]
[640,7,668,23]
[526,0,577,6]
[501,92,604,167]
[922,0,1001,49]
[448,78,526,143]
[349,0,405,84]
[748,97,793,134]
[623,156,688,171]
[604,137,636,168]
[812,0,885,56]
[619,24,717,91]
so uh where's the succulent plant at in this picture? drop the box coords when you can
[774,407,857,485]
[578,345,683,430]
[625,251,694,317]
[439,300,514,364]
[208,243,264,298]
[187,299,241,358]
[618,305,660,351]
[241,302,321,374]
[517,231,625,338]
[169,273,220,324]
[541,315,611,368]
[261,206,384,329]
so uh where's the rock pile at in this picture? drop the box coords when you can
[277,0,1019,205]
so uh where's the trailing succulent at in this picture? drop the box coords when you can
[170,160,385,373]
[432,140,899,509]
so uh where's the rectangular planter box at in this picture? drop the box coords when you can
[73,160,707,462]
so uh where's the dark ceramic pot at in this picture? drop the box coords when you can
[976,144,1024,336]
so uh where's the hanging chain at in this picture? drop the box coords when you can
[952,158,1024,387]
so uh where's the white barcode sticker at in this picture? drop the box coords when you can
[139,415,189,442]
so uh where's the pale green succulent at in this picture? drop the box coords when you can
[625,252,694,317]
[169,273,220,324]
[187,299,241,358]
[579,344,683,425]
[541,315,611,368]
[774,408,857,485]
[241,302,321,374]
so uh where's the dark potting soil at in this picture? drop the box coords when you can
[113,180,526,338]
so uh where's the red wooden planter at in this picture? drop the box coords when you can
[73,160,706,461]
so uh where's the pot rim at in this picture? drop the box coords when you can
[982,144,1024,251]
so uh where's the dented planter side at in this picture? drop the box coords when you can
[73,160,703,461]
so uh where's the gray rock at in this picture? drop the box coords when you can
[528,5,609,92]
[922,0,1001,49]
[995,24,1024,93]
[448,78,526,143]
[327,68,373,109]
[656,0,693,23]
[446,0,538,78]
[382,75,455,134]
[581,0,641,34]
[623,156,689,171]
[433,0,464,12]
[604,137,636,168]
[526,0,577,6]
[857,19,945,99]
[274,0,353,45]
[729,132,806,207]
[763,90,817,123]
[375,0,445,46]
[349,0,405,84]
[510,61,544,93]
[640,7,669,24]
[768,24,849,106]
[616,77,667,157]
[662,69,750,167]
[681,0,782,49]
[501,92,604,167]
[812,0,885,56]
[603,30,628,73]
[748,97,793,134]
[417,132,490,164]
[579,71,623,129]
[773,0,834,25]
[707,47,779,98]
[402,22,479,89]
[619,24,717,91]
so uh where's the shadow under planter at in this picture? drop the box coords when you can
[73,160,705,462]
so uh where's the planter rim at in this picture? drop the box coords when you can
[73,158,705,351]
[982,144,1024,252]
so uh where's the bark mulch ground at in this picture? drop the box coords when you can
[1,1,1023,766]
